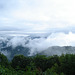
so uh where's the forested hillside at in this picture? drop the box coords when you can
[0,53,75,75]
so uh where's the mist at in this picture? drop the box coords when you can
[0,32,75,58]
[25,32,75,55]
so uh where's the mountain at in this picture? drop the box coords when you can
[39,46,75,56]
[1,46,30,60]
[0,33,75,60]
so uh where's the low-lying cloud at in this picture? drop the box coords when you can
[0,32,75,56]
[26,32,75,55]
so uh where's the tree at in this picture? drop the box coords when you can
[11,55,30,70]
[0,53,9,67]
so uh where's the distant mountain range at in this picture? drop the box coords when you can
[39,46,75,56]
[0,33,75,60]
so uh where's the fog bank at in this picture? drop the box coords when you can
[0,32,75,56]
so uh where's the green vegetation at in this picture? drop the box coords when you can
[0,52,75,75]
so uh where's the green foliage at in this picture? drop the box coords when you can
[33,55,47,71]
[59,54,75,75]
[0,53,9,67]
[0,53,75,75]
[33,55,59,72]
[11,55,31,70]
[45,68,59,75]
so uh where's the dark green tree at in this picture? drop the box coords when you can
[11,55,30,70]
[0,53,9,67]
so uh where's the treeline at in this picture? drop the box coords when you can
[0,53,75,75]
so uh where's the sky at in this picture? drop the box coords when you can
[0,0,75,32]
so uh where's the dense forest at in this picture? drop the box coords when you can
[0,53,75,75]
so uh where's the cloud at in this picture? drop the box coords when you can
[7,36,28,48]
[1,32,75,56]
[25,32,75,55]
[0,0,75,32]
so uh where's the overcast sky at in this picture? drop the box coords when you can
[0,0,75,33]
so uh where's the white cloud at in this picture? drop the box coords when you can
[0,0,75,32]
[7,36,27,48]
[1,32,75,55]
[26,32,75,55]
